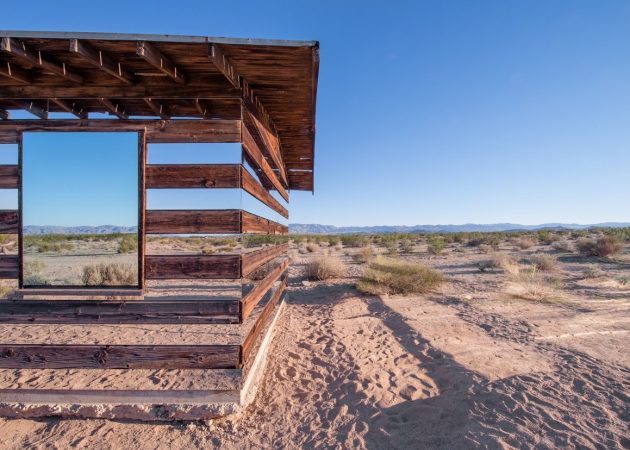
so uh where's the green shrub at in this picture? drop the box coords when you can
[427,236,445,255]
[117,235,137,253]
[357,256,443,295]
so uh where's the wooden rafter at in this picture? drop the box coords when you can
[15,100,48,119]
[209,44,240,88]
[194,98,213,118]
[98,98,127,119]
[143,98,169,119]
[136,41,185,84]
[0,109,8,120]
[69,39,133,84]
[0,37,82,83]
[49,98,87,119]
[0,59,32,83]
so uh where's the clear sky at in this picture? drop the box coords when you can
[3,1,630,226]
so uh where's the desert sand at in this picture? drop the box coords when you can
[0,234,628,449]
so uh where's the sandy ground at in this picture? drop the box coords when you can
[0,239,628,449]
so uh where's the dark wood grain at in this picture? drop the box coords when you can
[146,210,241,234]
[0,165,19,189]
[145,254,241,279]
[0,300,239,324]
[146,164,240,188]
[242,124,289,201]
[0,344,240,369]
[241,168,288,218]
[241,259,288,321]
[242,273,287,361]
[0,210,18,233]
[241,211,288,235]
[241,244,290,276]
[0,255,18,279]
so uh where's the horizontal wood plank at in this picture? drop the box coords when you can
[146,164,240,189]
[0,300,239,324]
[0,344,240,369]
[0,210,18,234]
[0,120,241,144]
[0,255,18,279]
[241,244,289,276]
[145,255,240,280]
[242,211,288,235]
[0,166,18,188]
[242,273,287,360]
[241,168,289,218]
[146,210,240,234]
[242,125,289,202]
[241,259,288,321]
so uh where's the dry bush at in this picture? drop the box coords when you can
[357,256,443,295]
[353,246,374,264]
[512,237,536,250]
[305,256,345,280]
[529,254,557,272]
[427,237,445,255]
[552,240,572,253]
[82,263,137,286]
[306,243,319,253]
[399,239,414,253]
[577,235,623,258]
[583,264,603,278]
[505,269,559,302]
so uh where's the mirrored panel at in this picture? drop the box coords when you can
[22,132,140,287]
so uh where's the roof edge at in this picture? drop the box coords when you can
[0,30,318,48]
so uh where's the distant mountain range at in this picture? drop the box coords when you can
[24,225,137,235]
[289,222,630,234]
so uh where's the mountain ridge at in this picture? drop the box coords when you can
[289,222,630,234]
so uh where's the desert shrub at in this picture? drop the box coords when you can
[584,264,602,278]
[577,235,623,258]
[384,240,398,255]
[536,230,559,245]
[340,234,369,248]
[305,256,345,280]
[529,254,557,272]
[82,263,137,286]
[399,239,414,253]
[357,256,443,295]
[605,227,630,242]
[328,236,341,246]
[512,237,536,250]
[306,243,319,253]
[482,254,520,275]
[117,235,137,254]
[427,236,445,255]
[354,246,374,264]
[552,240,572,252]
[505,269,559,302]
[467,234,501,250]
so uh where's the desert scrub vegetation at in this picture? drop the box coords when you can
[353,246,374,264]
[511,237,535,250]
[340,234,369,248]
[505,268,561,302]
[23,260,48,285]
[427,236,445,255]
[477,254,520,275]
[117,234,137,253]
[82,263,138,286]
[357,256,443,295]
[552,240,572,253]
[306,243,319,253]
[529,254,557,272]
[576,235,624,258]
[305,256,345,280]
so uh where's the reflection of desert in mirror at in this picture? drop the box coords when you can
[22,132,139,287]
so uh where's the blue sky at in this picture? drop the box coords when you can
[3,1,630,226]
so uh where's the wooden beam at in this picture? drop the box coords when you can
[0,210,18,234]
[241,167,288,218]
[146,164,240,188]
[0,255,18,278]
[0,166,18,188]
[194,98,212,119]
[242,124,289,201]
[143,98,169,119]
[243,106,287,186]
[50,98,87,119]
[145,254,241,280]
[0,38,82,83]
[241,259,288,321]
[241,244,289,277]
[0,344,240,369]
[0,85,239,100]
[0,110,8,121]
[0,300,240,324]
[0,119,241,144]
[69,39,134,84]
[209,44,240,88]
[15,101,48,119]
[98,98,128,119]
[242,211,288,235]
[136,41,185,84]
[145,210,241,234]
[242,274,286,360]
[0,60,32,84]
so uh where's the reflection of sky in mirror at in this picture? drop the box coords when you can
[22,132,138,227]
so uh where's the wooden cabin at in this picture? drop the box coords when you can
[0,31,318,420]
